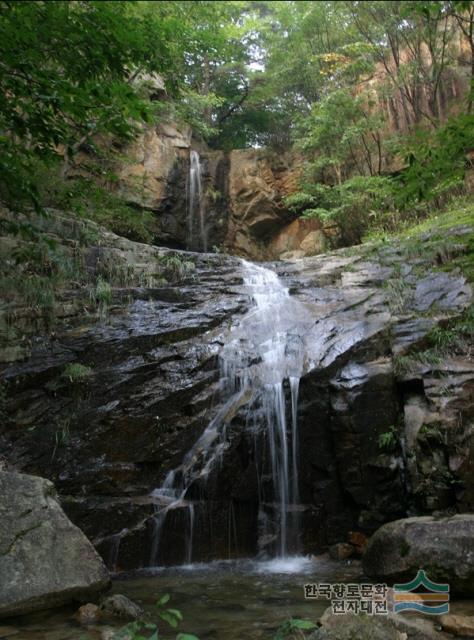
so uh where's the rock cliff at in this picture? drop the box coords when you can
[114,125,330,260]
[1,207,472,570]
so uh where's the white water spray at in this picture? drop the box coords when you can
[149,259,313,564]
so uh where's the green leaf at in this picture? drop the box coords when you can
[167,609,183,621]
[159,611,179,628]
[157,594,170,606]
[290,618,317,630]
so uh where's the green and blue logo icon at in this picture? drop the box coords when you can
[394,570,449,615]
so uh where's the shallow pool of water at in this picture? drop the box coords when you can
[2,556,362,640]
[5,556,474,640]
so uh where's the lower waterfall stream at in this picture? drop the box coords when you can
[149,259,313,566]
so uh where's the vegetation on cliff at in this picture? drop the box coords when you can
[1,1,473,240]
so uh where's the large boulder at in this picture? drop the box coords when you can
[0,471,110,618]
[269,218,328,259]
[362,515,474,596]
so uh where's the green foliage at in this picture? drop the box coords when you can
[378,427,397,452]
[283,192,317,213]
[62,363,92,384]
[292,105,474,242]
[418,423,444,443]
[156,90,224,141]
[0,224,89,330]
[428,326,460,352]
[205,185,221,204]
[424,305,474,356]
[393,350,442,378]
[38,169,155,244]
[383,277,412,314]
[273,617,317,640]
[110,595,199,640]
[91,277,113,320]
[158,254,196,283]
[0,0,178,210]
[333,176,398,243]
[244,2,365,149]
[302,208,336,223]
[289,175,397,244]
[273,1,474,241]
[151,1,258,148]
[2,0,472,241]
[393,115,474,209]
[0,0,472,303]
[296,88,383,182]
[51,417,71,461]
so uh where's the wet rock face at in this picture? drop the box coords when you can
[362,515,474,596]
[279,256,403,549]
[1,219,473,570]
[0,471,110,618]
[276,239,473,550]
[1,227,256,569]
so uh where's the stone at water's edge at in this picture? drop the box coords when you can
[328,542,354,561]
[310,606,450,640]
[362,515,474,596]
[440,614,474,637]
[100,594,143,620]
[0,471,110,618]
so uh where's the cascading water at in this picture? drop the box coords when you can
[149,259,313,565]
[187,150,207,252]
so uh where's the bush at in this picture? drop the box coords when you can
[393,114,474,209]
[292,112,474,246]
[286,175,397,245]
[35,163,156,244]
[91,277,113,320]
[62,363,92,383]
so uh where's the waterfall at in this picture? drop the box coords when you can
[149,259,312,564]
[187,150,207,252]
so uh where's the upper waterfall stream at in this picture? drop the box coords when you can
[187,150,207,252]
[150,259,313,566]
